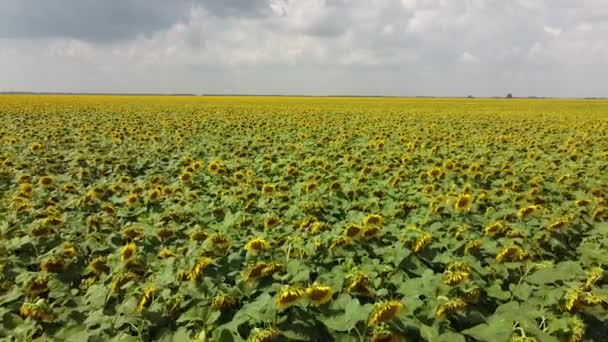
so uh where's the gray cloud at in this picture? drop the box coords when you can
[0,0,271,42]
[0,0,607,97]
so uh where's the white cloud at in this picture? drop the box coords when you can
[543,26,562,36]
[0,0,607,97]
[460,51,479,63]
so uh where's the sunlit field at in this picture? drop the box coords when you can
[1,95,608,341]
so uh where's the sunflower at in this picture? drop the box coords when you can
[363,226,382,239]
[136,287,154,313]
[88,257,109,275]
[347,273,373,296]
[20,300,56,322]
[126,193,140,207]
[329,181,342,192]
[484,221,504,237]
[233,171,245,182]
[18,183,33,197]
[286,166,298,177]
[548,217,570,231]
[247,328,279,342]
[569,317,586,342]
[100,203,117,215]
[443,270,470,286]
[275,286,306,310]
[112,272,137,292]
[38,176,55,189]
[62,242,79,258]
[517,205,541,219]
[210,234,230,249]
[370,324,402,342]
[207,160,221,175]
[192,160,203,172]
[435,298,467,318]
[187,257,215,281]
[496,245,530,263]
[156,228,175,241]
[44,215,64,227]
[264,216,280,230]
[344,224,362,238]
[593,206,606,220]
[158,248,177,259]
[453,194,472,212]
[427,166,443,179]
[329,236,351,250]
[583,267,604,291]
[242,262,269,282]
[462,288,483,304]
[26,275,51,298]
[411,232,432,253]
[211,294,238,311]
[29,142,43,153]
[189,229,208,242]
[130,186,144,195]
[244,237,270,254]
[179,171,193,182]
[148,188,162,201]
[120,242,137,262]
[40,256,64,273]
[122,226,144,241]
[150,175,164,184]
[368,300,403,326]
[259,263,283,278]
[262,184,275,195]
[17,174,32,184]
[306,285,333,306]
[363,214,383,227]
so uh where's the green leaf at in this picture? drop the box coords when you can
[380,245,411,267]
[486,284,511,301]
[419,324,439,340]
[526,262,580,285]
[320,298,373,331]
[54,325,93,342]
[436,332,466,342]
[158,327,191,342]
[177,305,209,323]
[462,318,512,342]
[509,282,534,301]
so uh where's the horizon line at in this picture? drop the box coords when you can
[1,91,606,100]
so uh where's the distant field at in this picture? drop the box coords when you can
[1,95,608,341]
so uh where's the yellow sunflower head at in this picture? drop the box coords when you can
[244,237,270,254]
[363,214,383,227]
[344,224,362,238]
[179,171,193,182]
[120,242,137,262]
[38,176,55,189]
[207,160,222,175]
[306,285,334,306]
[368,300,403,326]
[275,286,306,310]
[126,193,140,207]
[29,143,43,153]
[454,194,472,212]
[262,184,275,195]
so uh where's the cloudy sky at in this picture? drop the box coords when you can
[1,0,606,97]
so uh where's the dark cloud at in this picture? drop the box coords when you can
[1,0,607,97]
[0,0,271,42]
[201,0,272,18]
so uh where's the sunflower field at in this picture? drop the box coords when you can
[1,95,608,342]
